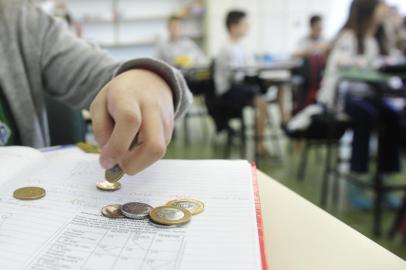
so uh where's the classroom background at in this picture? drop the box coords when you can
[37,0,406,259]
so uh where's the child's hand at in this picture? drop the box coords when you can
[90,69,174,175]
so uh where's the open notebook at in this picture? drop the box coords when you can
[0,146,266,270]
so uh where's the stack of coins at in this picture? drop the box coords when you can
[96,165,124,191]
[101,198,205,228]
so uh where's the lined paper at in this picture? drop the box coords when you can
[0,149,262,270]
[0,146,43,184]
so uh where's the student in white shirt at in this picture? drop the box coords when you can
[214,10,272,156]
[293,15,329,58]
[288,0,403,208]
[157,15,206,67]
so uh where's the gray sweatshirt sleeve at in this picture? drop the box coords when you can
[23,2,192,118]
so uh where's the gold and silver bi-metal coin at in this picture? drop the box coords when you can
[149,206,192,226]
[121,202,153,219]
[13,187,46,201]
[166,198,205,215]
[105,165,124,183]
[96,181,121,191]
[101,204,125,219]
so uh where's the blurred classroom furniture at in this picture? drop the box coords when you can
[323,67,406,236]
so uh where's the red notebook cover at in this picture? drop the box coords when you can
[251,164,269,270]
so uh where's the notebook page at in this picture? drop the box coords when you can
[0,151,262,270]
[0,146,43,184]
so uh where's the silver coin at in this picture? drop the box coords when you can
[121,202,153,219]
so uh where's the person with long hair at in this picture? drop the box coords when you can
[286,0,403,207]
[327,0,404,208]
[318,0,388,107]
[286,0,388,130]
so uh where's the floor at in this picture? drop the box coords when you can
[166,111,406,259]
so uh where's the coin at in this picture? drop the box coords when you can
[105,165,124,183]
[166,198,205,215]
[13,187,46,201]
[96,181,121,191]
[76,142,101,154]
[101,204,125,219]
[149,221,181,229]
[121,202,153,219]
[149,206,192,226]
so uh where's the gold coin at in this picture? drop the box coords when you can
[76,142,101,154]
[13,187,46,201]
[101,204,124,218]
[166,198,205,215]
[105,165,124,183]
[96,181,121,191]
[149,206,192,226]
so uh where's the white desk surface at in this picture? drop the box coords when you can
[257,170,405,270]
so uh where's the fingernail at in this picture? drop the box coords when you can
[100,156,115,169]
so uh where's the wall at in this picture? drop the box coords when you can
[63,0,406,59]
[206,0,353,57]
[64,0,206,60]
[206,0,406,57]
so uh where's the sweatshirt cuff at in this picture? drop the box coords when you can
[113,58,192,118]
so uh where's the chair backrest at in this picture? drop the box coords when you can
[203,60,227,131]
[292,54,326,115]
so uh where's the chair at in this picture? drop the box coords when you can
[182,68,211,145]
[203,61,248,158]
[283,110,348,207]
[291,54,326,116]
[283,54,348,200]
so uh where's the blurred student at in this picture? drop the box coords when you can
[290,15,329,116]
[402,17,406,53]
[323,0,394,176]
[287,0,401,208]
[214,10,272,156]
[157,15,206,67]
[401,17,406,53]
[293,15,329,58]
[316,0,396,176]
[382,6,405,56]
[0,0,192,175]
[338,0,405,208]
